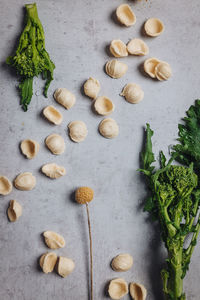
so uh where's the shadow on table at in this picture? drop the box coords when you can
[146,221,165,300]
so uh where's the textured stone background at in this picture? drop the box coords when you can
[0,0,200,299]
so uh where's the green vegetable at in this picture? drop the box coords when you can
[139,105,200,300]
[6,3,55,111]
[173,100,200,174]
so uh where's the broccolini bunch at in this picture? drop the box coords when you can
[6,3,55,111]
[139,101,200,300]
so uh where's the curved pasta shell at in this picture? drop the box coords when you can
[45,134,65,155]
[42,163,66,179]
[54,88,76,109]
[127,39,149,56]
[43,105,63,125]
[111,253,133,272]
[20,139,39,159]
[57,256,75,278]
[105,60,128,79]
[14,172,36,191]
[108,278,128,299]
[0,176,12,195]
[110,40,128,58]
[39,252,57,274]
[99,118,119,139]
[116,4,136,27]
[129,282,147,300]
[120,83,144,104]
[94,97,114,116]
[43,231,66,249]
[84,77,100,99]
[144,18,164,37]
[68,121,88,143]
[7,200,22,222]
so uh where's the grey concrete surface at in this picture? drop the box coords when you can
[0,0,200,299]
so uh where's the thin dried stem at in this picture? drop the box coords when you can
[86,202,93,300]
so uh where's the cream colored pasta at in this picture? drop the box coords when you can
[94,97,114,116]
[43,105,63,125]
[105,60,128,79]
[129,282,147,300]
[20,139,39,159]
[7,200,22,222]
[43,231,66,249]
[110,40,128,58]
[68,121,88,143]
[39,252,57,274]
[116,4,136,27]
[84,77,100,99]
[108,278,128,299]
[155,61,172,81]
[42,163,66,179]
[14,172,36,191]
[54,88,76,109]
[0,176,12,195]
[99,118,119,139]
[144,57,161,78]
[111,253,133,272]
[144,18,164,37]
[127,39,149,56]
[120,83,144,104]
[57,256,75,278]
[45,134,65,155]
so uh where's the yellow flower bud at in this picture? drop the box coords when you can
[75,187,94,204]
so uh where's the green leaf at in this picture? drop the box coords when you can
[144,196,154,212]
[143,196,158,220]
[43,69,54,98]
[173,100,200,171]
[160,151,167,168]
[141,123,155,175]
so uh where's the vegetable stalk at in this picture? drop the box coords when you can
[6,3,55,111]
[86,202,94,300]
[139,114,200,300]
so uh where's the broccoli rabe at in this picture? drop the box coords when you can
[139,121,200,300]
[173,100,200,173]
[6,3,55,111]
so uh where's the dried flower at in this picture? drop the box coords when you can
[75,187,94,204]
[75,187,94,300]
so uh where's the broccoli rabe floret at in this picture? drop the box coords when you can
[6,3,55,111]
[139,123,200,300]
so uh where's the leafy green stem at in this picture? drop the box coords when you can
[188,194,200,230]
[184,218,200,266]
[19,77,33,111]
[139,121,200,300]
